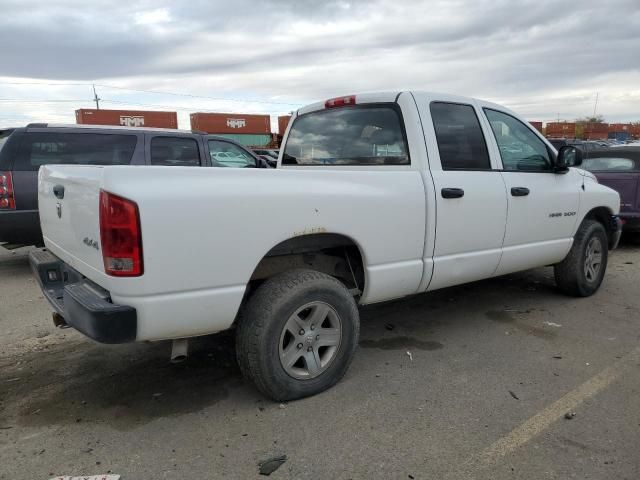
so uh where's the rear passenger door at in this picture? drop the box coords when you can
[481,108,581,275]
[425,101,508,291]
[147,134,203,166]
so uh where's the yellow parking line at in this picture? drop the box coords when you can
[453,345,640,478]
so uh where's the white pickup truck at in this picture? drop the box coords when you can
[30,91,622,401]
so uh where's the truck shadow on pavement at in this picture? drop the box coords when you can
[1,332,242,431]
[2,239,637,432]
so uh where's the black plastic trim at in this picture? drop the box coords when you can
[29,249,137,344]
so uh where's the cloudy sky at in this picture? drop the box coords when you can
[1,0,639,129]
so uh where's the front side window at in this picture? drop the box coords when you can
[430,102,491,170]
[582,156,636,172]
[208,140,256,168]
[484,109,552,171]
[13,132,137,171]
[283,105,409,166]
[150,137,200,166]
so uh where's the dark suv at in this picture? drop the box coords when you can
[0,124,268,248]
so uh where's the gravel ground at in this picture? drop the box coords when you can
[1,241,639,479]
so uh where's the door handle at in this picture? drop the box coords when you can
[441,187,465,199]
[511,187,530,197]
[53,185,65,199]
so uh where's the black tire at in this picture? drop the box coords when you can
[554,219,608,297]
[236,269,360,401]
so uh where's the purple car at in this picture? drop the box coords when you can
[582,146,640,237]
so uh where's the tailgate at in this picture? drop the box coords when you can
[38,165,106,278]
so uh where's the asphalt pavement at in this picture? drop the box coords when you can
[1,242,639,479]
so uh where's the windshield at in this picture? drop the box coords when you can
[283,105,409,166]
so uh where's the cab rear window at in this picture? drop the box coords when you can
[282,105,409,166]
[13,132,137,171]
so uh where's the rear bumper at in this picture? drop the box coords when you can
[29,249,137,343]
[0,210,43,246]
[620,214,640,233]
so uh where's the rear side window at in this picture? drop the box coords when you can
[150,137,200,166]
[0,130,12,152]
[283,105,409,166]
[13,132,137,171]
[582,157,637,171]
[430,102,491,170]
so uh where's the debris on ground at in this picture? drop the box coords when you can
[406,351,413,361]
[279,403,287,409]
[543,321,562,328]
[553,355,563,359]
[564,412,576,420]
[259,454,287,476]
[509,390,520,400]
[385,323,395,331]
[49,475,120,480]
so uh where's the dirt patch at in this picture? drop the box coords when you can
[360,336,443,351]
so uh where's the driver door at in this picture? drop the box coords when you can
[481,108,581,275]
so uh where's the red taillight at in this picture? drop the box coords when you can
[325,95,356,109]
[99,190,143,276]
[0,172,15,210]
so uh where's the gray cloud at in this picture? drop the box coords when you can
[0,0,639,124]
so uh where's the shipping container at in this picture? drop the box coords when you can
[608,123,630,133]
[190,112,271,135]
[631,125,640,139]
[75,109,178,129]
[529,121,543,133]
[608,131,630,141]
[546,122,576,138]
[583,122,609,140]
[209,133,272,148]
[278,115,292,135]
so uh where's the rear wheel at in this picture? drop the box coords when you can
[236,269,359,401]
[554,219,608,297]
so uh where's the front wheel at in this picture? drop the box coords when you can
[236,269,360,401]
[554,219,608,297]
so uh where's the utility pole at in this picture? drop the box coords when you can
[593,92,599,117]
[92,84,100,110]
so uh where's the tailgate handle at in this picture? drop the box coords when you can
[53,185,65,199]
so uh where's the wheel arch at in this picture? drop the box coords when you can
[582,206,615,243]
[248,232,368,295]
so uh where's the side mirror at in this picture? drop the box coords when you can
[556,145,583,172]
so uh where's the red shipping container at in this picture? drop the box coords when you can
[75,109,178,129]
[546,122,576,138]
[583,122,608,140]
[529,121,543,133]
[630,125,640,138]
[608,123,630,133]
[278,115,292,135]
[190,112,271,134]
